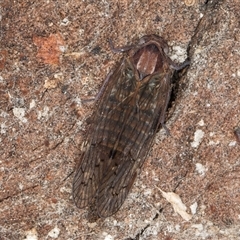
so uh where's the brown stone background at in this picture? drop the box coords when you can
[0,0,240,239]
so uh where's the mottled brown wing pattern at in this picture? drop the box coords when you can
[73,64,172,217]
[95,68,173,217]
[72,35,189,218]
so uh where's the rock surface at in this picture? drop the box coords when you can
[0,0,239,239]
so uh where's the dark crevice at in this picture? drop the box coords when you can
[168,0,224,121]
[125,224,150,240]
[62,170,74,182]
[125,208,162,240]
[0,185,39,202]
[166,64,189,121]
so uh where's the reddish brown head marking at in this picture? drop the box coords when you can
[136,45,161,76]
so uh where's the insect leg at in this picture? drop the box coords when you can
[108,39,136,53]
[169,59,190,71]
[95,70,114,101]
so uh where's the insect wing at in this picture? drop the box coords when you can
[72,59,131,209]
[96,68,172,217]
[73,53,172,217]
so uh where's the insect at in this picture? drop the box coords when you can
[72,34,190,218]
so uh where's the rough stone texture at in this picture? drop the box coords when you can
[0,0,239,239]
